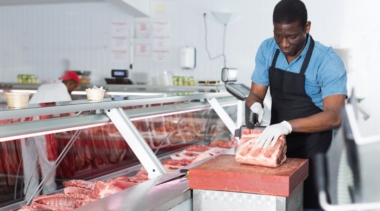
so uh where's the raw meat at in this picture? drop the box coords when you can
[64,186,94,196]
[185,145,210,152]
[210,139,236,148]
[31,193,89,210]
[191,151,216,163]
[91,181,122,199]
[235,129,287,167]
[109,179,137,190]
[63,180,95,190]
[74,198,97,208]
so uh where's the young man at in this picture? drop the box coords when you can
[245,0,347,210]
[21,71,79,201]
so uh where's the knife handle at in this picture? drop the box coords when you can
[180,168,189,173]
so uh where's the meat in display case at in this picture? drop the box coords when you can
[0,90,238,211]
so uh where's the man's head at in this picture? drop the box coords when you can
[273,0,310,58]
[60,71,79,94]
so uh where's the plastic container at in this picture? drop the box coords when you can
[4,92,30,109]
[86,88,105,102]
[158,71,173,85]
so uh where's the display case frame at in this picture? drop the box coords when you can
[0,89,238,211]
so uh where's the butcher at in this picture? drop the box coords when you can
[245,0,347,210]
[21,71,79,201]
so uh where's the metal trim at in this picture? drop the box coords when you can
[0,115,110,142]
[0,98,236,142]
[0,92,232,121]
[106,107,166,178]
[207,98,237,135]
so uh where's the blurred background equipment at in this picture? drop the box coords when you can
[105,69,133,85]
[179,46,196,70]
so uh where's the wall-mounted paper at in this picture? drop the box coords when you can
[112,50,128,61]
[153,36,171,50]
[111,22,128,36]
[111,36,128,50]
[153,21,171,36]
[153,4,166,15]
[153,50,170,62]
[135,44,151,57]
[135,21,152,38]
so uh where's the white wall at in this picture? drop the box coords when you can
[0,0,345,86]
[0,0,378,136]
[341,0,380,137]
[0,2,134,83]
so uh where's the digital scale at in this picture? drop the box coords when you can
[221,67,250,101]
[221,67,259,132]
[105,69,133,85]
[225,83,251,101]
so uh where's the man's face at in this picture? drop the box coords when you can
[273,21,310,57]
[67,81,78,94]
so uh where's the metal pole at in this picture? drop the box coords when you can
[106,107,165,178]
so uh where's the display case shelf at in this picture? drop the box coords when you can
[0,88,238,211]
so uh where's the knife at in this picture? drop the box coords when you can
[154,172,187,186]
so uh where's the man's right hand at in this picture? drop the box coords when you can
[245,102,264,128]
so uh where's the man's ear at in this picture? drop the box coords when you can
[305,21,311,34]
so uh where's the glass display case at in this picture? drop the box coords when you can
[0,88,238,211]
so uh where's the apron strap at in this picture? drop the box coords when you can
[300,35,315,75]
[271,49,280,68]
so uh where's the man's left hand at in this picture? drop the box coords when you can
[256,121,292,148]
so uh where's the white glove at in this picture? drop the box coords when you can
[256,121,292,148]
[250,102,264,123]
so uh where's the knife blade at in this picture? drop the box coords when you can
[154,172,186,186]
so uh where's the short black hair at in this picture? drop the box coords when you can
[273,0,307,28]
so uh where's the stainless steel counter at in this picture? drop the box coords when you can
[75,174,191,211]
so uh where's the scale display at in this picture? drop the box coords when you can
[225,83,251,101]
[112,69,127,78]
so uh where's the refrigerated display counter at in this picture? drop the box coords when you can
[0,83,224,98]
[0,90,238,211]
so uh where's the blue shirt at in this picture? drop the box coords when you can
[251,35,347,110]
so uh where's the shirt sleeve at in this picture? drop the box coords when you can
[318,50,348,99]
[251,41,270,86]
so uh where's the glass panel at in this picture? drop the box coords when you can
[0,122,144,209]
[0,104,237,210]
[132,105,238,173]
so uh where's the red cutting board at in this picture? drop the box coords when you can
[189,154,308,197]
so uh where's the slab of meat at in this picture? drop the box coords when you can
[64,186,94,196]
[235,129,287,167]
[185,145,210,152]
[91,181,122,199]
[63,180,95,190]
[63,180,96,200]
[31,193,89,210]
[74,198,97,208]
[109,179,138,190]
[210,136,238,149]
[30,203,73,211]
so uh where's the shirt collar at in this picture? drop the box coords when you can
[299,34,311,58]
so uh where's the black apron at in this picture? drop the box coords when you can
[269,36,332,209]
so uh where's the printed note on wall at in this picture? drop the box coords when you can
[153,36,171,50]
[112,50,128,62]
[153,50,170,62]
[111,22,128,37]
[135,44,151,57]
[111,21,129,61]
[135,21,152,38]
[153,21,170,36]
[111,36,128,50]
